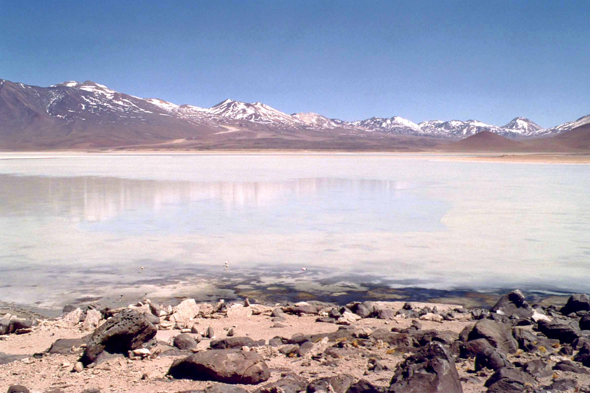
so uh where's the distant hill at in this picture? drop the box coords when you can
[441,131,525,152]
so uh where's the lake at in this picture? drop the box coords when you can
[1,153,589,312]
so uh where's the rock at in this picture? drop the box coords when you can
[207,327,215,339]
[522,359,552,378]
[0,353,26,365]
[376,309,395,320]
[272,308,286,318]
[316,317,336,324]
[80,309,157,366]
[474,348,510,371]
[148,302,162,317]
[389,342,462,393]
[174,334,199,350]
[47,338,86,355]
[206,384,248,393]
[337,311,361,325]
[227,304,253,319]
[347,379,384,393]
[553,360,590,374]
[537,318,581,344]
[7,386,30,393]
[62,304,76,313]
[279,344,300,356]
[61,308,83,327]
[82,309,102,331]
[538,378,578,392]
[227,328,235,337]
[0,318,34,335]
[297,341,314,357]
[308,374,354,393]
[573,341,590,366]
[512,327,539,352]
[256,373,308,393]
[460,338,494,358]
[561,294,590,315]
[171,299,200,328]
[412,329,457,346]
[580,315,590,330]
[350,302,375,318]
[283,303,320,316]
[468,319,518,354]
[168,349,270,384]
[81,389,101,393]
[368,358,389,372]
[210,337,264,349]
[484,367,535,392]
[268,337,284,347]
[74,362,84,372]
[490,290,533,320]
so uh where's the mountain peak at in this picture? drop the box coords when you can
[502,117,543,133]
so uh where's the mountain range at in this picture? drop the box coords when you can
[0,78,588,150]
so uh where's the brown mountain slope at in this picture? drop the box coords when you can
[525,123,590,152]
[441,131,525,152]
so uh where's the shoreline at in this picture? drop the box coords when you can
[1,150,590,164]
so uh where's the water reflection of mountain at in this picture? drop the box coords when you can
[0,175,411,223]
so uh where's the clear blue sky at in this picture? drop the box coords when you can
[1,0,589,127]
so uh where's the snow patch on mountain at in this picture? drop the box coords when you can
[292,112,339,128]
[352,116,421,134]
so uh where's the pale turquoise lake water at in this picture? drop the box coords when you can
[1,153,589,310]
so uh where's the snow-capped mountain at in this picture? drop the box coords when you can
[292,112,339,129]
[0,78,588,150]
[207,99,303,127]
[541,114,590,136]
[352,116,422,134]
[502,117,543,135]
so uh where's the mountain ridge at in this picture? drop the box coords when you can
[0,78,588,150]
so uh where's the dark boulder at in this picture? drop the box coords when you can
[168,349,270,384]
[573,341,590,366]
[474,348,510,371]
[174,334,199,350]
[460,338,493,359]
[490,290,533,320]
[538,378,578,392]
[536,318,581,344]
[80,309,157,366]
[561,294,590,315]
[553,360,590,374]
[256,373,308,393]
[468,319,518,354]
[484,367,535,392]
[308,374,354,393]
[389,342,462,393]
[512,327,539,352]
[580,315,590,330]
[210,337,264,349]
[283,304,320,315]
[412,330,457,346]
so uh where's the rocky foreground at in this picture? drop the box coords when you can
[2,290,590,392]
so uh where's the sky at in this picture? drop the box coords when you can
[1,0,589,127]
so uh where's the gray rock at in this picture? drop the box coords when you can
[573,341,590,366]
[522,359,552,378]
[279,344,300,356]
[484,367,535,392]
[0,353,27,365]
[81,389,101,393]
[308,374,354,393]
[210,337,264,349]
[553,360,590,374]
[537,318,581,344]
[461,338,494,358]
[298,341,314,357]
[168,349,270,384]
[62,304,76,314]
[283,304,320,316]
[580,315,590,330]
[80,309,157,366]
[268,337,285,347]
[412,329,457,346]
[561,294,590,315]
[468,319,518,354]
[206,384,248,393]
[144,312,160,326]
[389,342,462,393]
[226,328,235,337]
[512,327,539,352]
[474,348,510,371]
[316,317,336,324]
[376,309,395,320]
[47,338,86,355]
[207,327,215,338]
[174,334,199,350]
[272,308,286,318]
[490,290,533,320]
[538,378,578,392]
[256,373,308,393]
